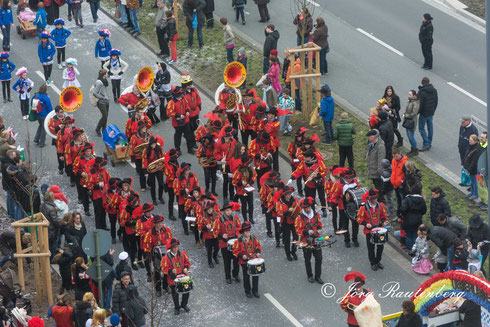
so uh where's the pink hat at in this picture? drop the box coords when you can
[16,67,27,76]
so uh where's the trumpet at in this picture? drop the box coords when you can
[305,167,320,184]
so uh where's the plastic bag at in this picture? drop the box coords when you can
[461,167,471,186]
[309,103,320,126]
[192,13,198,29]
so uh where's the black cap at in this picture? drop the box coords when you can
[366,130,378,137]
[423,13,433,20]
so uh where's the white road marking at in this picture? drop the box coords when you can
[35,70,62,95]
[447,82,487,107]
[244,10,250,15]
[264,293,304,327]
[306,0,320,7]
[356,28,404,57]
[173,205,178,211]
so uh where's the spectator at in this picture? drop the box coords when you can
[115,251,133,282]
[70,0,82,27]
[33,2,47,37]
[463,134,484,200]
[40,191,61,255]
[0,230,31,268]
[260,78,277,110]
[64,212,87,259]
[311,17,329,75]
[237,48,247,86]
[293,7,312,46]
[382,86,403,147]
[267,56,281,93]
[399,183,426,250]
[87,0,100,23]
[429,186,451,226]
[477,131,488,208]
[278,88,294,135]
[285,54,301,111]
[203,0,214,28]
[93,69,110,137]
[458,115,478,165]
[73,292,97,327]
[417,77,438,151]
[369,107,380,129]
[318,84,334,145]
[52,247,73,294]
[437,214,467,239]
[262,24,279,74]
[155,0,168,57]
[419,13,434,70]
[116,0,129,28]
[467,214,490,274]
[377,111,394,161]
[16,0,28,15]
[101,249,115,311]
[232,0,246,25]
[0,0,14,52]
[220,18,234,63]
[183,0,205,49]
[403,161,422,195]
[112,272,132,326]
[109,314,120,327]
[459,297,482,327]
[390,148,407,218]
[419,224,457,271]
[72,257,92,301]
[452,238,469,270]
[165,10,178,64]
[126,285,147,327]
[402,89,419,156]
[32,83,53,147]
[379,159,394,218]
[395,300,422,327]
[365,129,385,191]
[85,309,106,327]
[126,0,139,36]
[410,228,432,274]
[51,293,74,327]
[154,62,171,120]
[254,0,269,23]
[334,112,355,169]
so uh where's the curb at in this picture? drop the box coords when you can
[442,0,486,27]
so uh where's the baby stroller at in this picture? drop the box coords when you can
[0,267,31,315]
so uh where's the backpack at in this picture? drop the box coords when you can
[89,84,98,107]
[31,93,43,113]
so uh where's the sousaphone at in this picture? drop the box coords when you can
[60,86,83,112]
[136,66,154,93]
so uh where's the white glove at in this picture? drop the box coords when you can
[287,179,293,186]
[308,230,314,236]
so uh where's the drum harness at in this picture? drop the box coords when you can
[238,235,258,261]
[365,202,383,246]
[220,215,237,244]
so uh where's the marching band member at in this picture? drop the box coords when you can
[215,126,237,202]
[276,186,300,261]
[330,168,360,247]
[196,133,218,196]
[257,108,280,171]
[198,202,220,268]
[104,177,121,244]
[248,130,275,190]
[64,127,85,189]
[119,192,142,270]
[72,142,95,217]
[238,89,260,145]
[173,162,199,235]
[232,155,257,224]
[184,186,204,247]
[266,180,283,247]
[161,238,191,315]
[167,86,196,155]
[86,157,111,230]
[325,165,340,233]
[288,149,328,217]
[117,178,135,241]
[295,197,324,284]
[164,148,179,221]
[356,189,388,271]
[142,214,172,297]
[340,271,371,327]
[287,127,308,196]
[142,135,165,206]
[56,116,74,180]
[122,92,152,140]
[129,120,153,192]
[195,118,222,145]
[181,74,201,139]
[213,202,241,283]
[296,134,325,167]
[218,84,239,130]
[258,170,279,220]
[233,221,262,298]
[135,202,155,282]
[47,105,66,147]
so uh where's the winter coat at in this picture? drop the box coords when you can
[319,95,334,122]
[429,191,451,226]
[166,17,177,41]
[378,119,394,149]
[366,138,385,179]
[441,216,467,239]
[38,41,56,64]
[293,13,312,38]
[50,27,71,48]
[459,299,481,327]
[267,63,281,90]
[126,285,147,327]
[334,119,355,147]
[73,301,93,327]
[223,24,234,46]
[312,23,328,49]
[263,86,278,110]
[232,0,246,6]
[0,230,16,255]
[411,237,430,259]
[183,0,205,26]
[458,122,479,163]
[34,8,47,28]
[203,0,214,13]
[395,312,422,327]
[94,39,112,60]
[477,143,488,177]
[93,78,109,103]
[403,169,422,195]
[103,58,129,80]
[155,6,167,30]
[56,250,73,284]
[40,200,60,239]
[253,0,269,4]
[0,8,13,26]
[0,60,15,81]
[427,226,457,255]
[31,92,53,118]
[468,214,490,249]
[463,143,484,175]
[115,259,133,281]
[51,304,74,327]
[417,84,438,117]
[399,194,427,232]
[100,252,115,286]
[390,155,407,189]
[64,223,87,254]
[403,98,419,130]
[263,30,279,58]
[12,77,34,100]
[73,266,92,301]
[418,20,433,44]
[112,282,130,315]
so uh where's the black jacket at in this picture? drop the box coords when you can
[263,30,279,58]
[56,250,73,282]
[427,226,457,255]
[166,17,177,40]
[468,214,490,249]
[115,259,133,281]
[459,299,482,327]
[378,119,394,148]
[112,282,130,316]
[73,301,94,327]
[399,194,427,232]
[441,216,467,239]
[232,0,247,5]
[0,156,15,191]
[183,0,206,25]
[254,0,269,4]
[126,285,147,327]
[40,200,60,239]
[418,84,438,117]
[429,190,451,226]
[73,266,92,301]
[458,123,479,162]
[203,0,214,13]
[395,312,422,327]
[419,21,433,44]
[463,143,484,175]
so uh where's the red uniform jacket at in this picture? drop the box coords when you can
[248,139,275,170]
[167,98,190,128]
[287,142,301,168]
[232,167,257,196]
[119,202,138,235]
[229,157,242,176]
[65,140,83,166]
[104,189,120,215]
[295,148,325,168]
[119,92,142,108]
[142,226,172,253]
[195,125,209,143]
[232,235,262,265]
[184,87,201,118]
[214,137,237,167]
[340,289,372,326]
[292,161,327,189]
[356,202,387,235]
[213,214,241,248]
[198,213,218,240]
[161,250,190,286]
[276,197,301,225]
[48,115,65,136]
[173,173,199,205]
[72,154,94,179]
[125,115,152,140]
[330,179,360,210]
[56,127,72,155]
[142,147,164,170]
[136,214,154,238]
[295,211,323,243]
[129,132,152,159]
[218,89,233,109]
[164,161,179,189]
[239,101,259,131]
[256,119,280,148]
[86,167,111,200]
[197,143,218,168]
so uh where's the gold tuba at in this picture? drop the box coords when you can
[136,66,154,93]
[60,86,83,112]
[223,62,246,88]
[147,157,165,174]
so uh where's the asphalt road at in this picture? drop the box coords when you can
[1,4,426,327]
[213,0,486,183]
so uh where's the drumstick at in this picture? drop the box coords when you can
[335,229,348,235]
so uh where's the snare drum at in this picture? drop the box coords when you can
[227,238,237,251]
[247,258,266,276]
[370,228,388,245]
[344,187,369,220]
[174,274,193,294]
[152,245,166,270]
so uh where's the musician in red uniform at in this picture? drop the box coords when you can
[340,271,371,327]
[185,186,204,247]
[56,116,73,180]
[258,170,279,238]
[198,202,220,268]
[49,106,67,171]
[266,180,284,247]
[86,157,111,230]
[213,202,241,283]
[129,120,152,192]
[166,86,196,155]
[276,186,300,261]
[295,197,324,284]
[214,126,237,202]
[233,221,262,298]
[142,136,165,206]
[181,74,201,136]
[118,85,145,118]
[164,148,179,221]
[238,89,260,145]
[249,130,275,191]
[219,84,239,130]
[173,162,199,235]
[124,107,152,141]
[287,127,308,196]
[197,133,219,195]
[72,142,94,216]
[325,165,340,233]
[257,108,280,170]
[142,215,172,297]
[135,202,155,281]
[232,155,257,224]
[356,189,388,271]
[119,192,142,270]
[64,127,85,188]
[117,178,135,241]
[104,177,121,244]
[195,119,222,144]
[288,149,328,217]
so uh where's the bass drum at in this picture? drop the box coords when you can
[44,110,57,139]
[344,187,368,221]
[214,83,242,106]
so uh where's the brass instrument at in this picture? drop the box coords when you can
[199,156,216,168]
[225,92,239,112]
[147,157,166,174]
[285,201,301,220]
[305,167,320,184]
[223,62,246,130]
[59,86,83,112]
[134,97,149,112]
[133,142,149,157]
[136,66,155,93]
